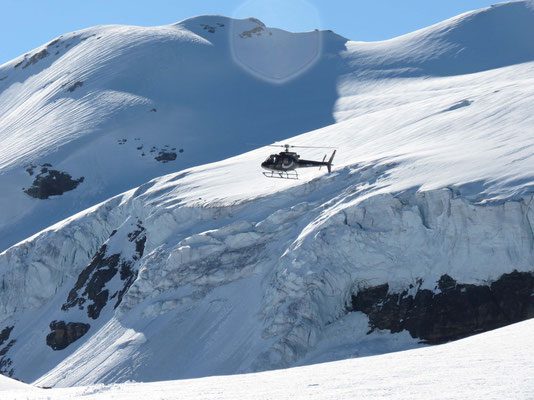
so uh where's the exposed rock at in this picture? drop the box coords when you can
[46,321,90,351]
[0,340,15,357]
[201,24,216,33]
[248,18,265,27]
[25,164,36,176]
[62,243,120,319]
[23,169,84,199]
[348,271,534,344]
[0,354,14,377]
[22,49,49,69]
[0,326,14,347]
[25,163,53,177]
[0,76,7,81]
[239,26,265,38]
[198,23,225,33]
[127,224,147,259]
[0,326,15,377]
[67,81,83,92]
[155,151,177,163]
[41,80,53,90]
[117,139,127,145]
[62,221,146,319]
[80,34,96,41]
[114,261,136,309]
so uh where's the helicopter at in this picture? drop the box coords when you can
[261,144,336,179]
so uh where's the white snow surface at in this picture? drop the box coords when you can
[1,318,533,399]
[1,0,534,250]
[1,0,534,388]
[0,374,33,392]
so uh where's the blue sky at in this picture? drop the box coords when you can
[1,0,498,65]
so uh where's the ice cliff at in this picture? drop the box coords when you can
[1,0,534,386]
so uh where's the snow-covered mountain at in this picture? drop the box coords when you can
[0,15,348,251]
[1,0,534,387]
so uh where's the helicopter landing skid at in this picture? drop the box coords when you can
[262,170,299,180]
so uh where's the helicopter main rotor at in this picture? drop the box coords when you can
[268,144,337,152]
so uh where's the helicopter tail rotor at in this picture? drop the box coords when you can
[327,150,336,173]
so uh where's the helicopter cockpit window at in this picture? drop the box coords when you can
[264,155,277,164]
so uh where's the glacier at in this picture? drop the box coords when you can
[0,0,534,388]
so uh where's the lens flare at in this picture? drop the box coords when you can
[230,0,323,84]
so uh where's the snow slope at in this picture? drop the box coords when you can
[2,0,534,251]
[0,375,34,392]
[1,0,534,388]
[2,317,533,399]
[0,16,346,251]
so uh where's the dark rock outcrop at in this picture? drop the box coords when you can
[348,271,534,344]
[201,24,216,33]
[145,145,180,160]
[21,49,49,69]
[0,326,15,377]
[66,81,83,92]
[23,167,84,199]
[155,151,177,163]
[48,38,60,47]
[0,326,13,347]
[46,321,90,351]
[113,224,146,308]
[62,220,146,319]
[62,243,120,319]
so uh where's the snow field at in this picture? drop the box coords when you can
[2,317,533,399]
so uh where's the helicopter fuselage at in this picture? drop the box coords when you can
[261,151,327,172]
